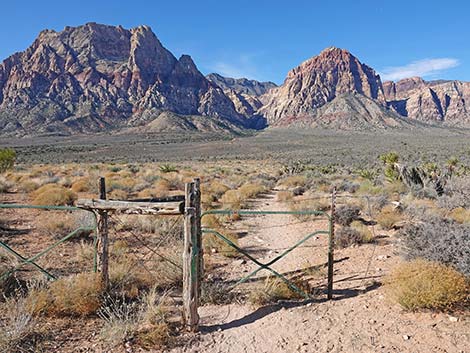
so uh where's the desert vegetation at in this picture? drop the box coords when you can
[1,139,469,351]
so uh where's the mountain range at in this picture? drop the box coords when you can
[1,23,469,137]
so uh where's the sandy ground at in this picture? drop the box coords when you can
[170,192,469,353]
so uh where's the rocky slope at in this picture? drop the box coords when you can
[258,47,392,127]
[206,73,276,118]
[384,78,470,125]
[0,23,246,136]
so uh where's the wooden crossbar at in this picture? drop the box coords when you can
[77,199,184,215]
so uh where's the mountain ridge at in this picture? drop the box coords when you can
[1,23,470,136]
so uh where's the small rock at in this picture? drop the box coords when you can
[376,255,390,260]
[402,335,411,340]
[232,259,246,266]
[448,316,459,322]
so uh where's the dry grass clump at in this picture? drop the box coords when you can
[0,176,13,193]
[99,288,172,349]
[31,184,77,206]
[238,183,266,199]
[18,180,40,193]
[26,273,104,317]
[277,190,293,202]
[220,189,243,209]
[357,180,382,195]
[449,207,470,224]
[200,280,238,305]
[376,205,402,230]
[207,181,230,198]
[277,175,307,189]
[0,295,40,352]
[203,228,240,258]
[386,259,469,311]
[71,178,92,193]
[249,276,309,306]
[289,197,330,220]
[351,220,374,243]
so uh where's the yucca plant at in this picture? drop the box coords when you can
[159,164,178,173]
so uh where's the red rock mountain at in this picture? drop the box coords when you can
[2,25,470,136]
[0,23,247,136]
[258,47,389,126]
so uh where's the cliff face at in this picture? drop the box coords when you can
[384,78,470,125]
[0,23,244,135]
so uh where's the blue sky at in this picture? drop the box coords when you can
[1,0,468,84]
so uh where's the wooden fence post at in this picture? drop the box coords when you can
[327,186,336,300]
[193,178,203,298]
[98,177,109,289]
[182,180,201,331]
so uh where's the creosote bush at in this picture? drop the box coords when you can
[386,259,469,311]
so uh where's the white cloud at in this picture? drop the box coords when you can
[379,58,460,81]
[210,54,261,80]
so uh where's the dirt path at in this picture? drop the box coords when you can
[173,191,469,353]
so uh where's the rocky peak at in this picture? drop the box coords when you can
[0,23,244,136]
[259,47,386,125]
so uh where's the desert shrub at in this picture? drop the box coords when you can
[337,180,360,193]
[0,148,15,173]
[220,189,243,209]
[289,197,330,220]
[109,257,153,298]
[0,295,39,352]
[0,176,13,193]
[398,214,470,276]
[27,273,104,317]
[376,205,402,230]
[277,190,293,202]
[249,276,309,306]
[208,181,230,198]
[277,175,307,189]
[335,227,362,248]
[203,228,240,258]
[71,178,92,193]
[31,184,77,206]
[386,259,469,311]
[449,207,470,224]
[357,180,382,195]
[437,176,470,210]
[335,204,361,226]
[351,220,374,243]
[159,164,178,173]
[99,288,171,349]
[238,183,266,199]
[98,295,140,347]
[384,180,407,196]
[200,280,238,305]
[18,180,40,193]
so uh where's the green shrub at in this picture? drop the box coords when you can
[0,148,15,173]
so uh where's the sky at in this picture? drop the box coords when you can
[1,0,469,84]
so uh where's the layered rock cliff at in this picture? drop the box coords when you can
[0,23,245,135]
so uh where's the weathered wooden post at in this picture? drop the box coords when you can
[98,177,110,289]
[327,186,336,300]
[182,179,202,331]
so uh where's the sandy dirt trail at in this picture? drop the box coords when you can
[171,192,469,353]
